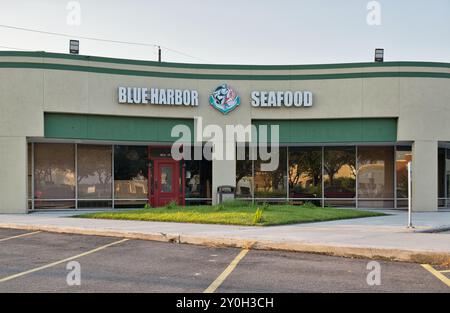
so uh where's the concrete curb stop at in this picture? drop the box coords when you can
[1,223,450,265]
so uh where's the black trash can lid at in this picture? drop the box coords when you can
[217,185,235,193]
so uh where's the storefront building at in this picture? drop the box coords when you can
[0,51,449,213]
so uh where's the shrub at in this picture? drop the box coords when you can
[143,203,151,209]
[253,207,264,224]
[165,201,179,210]
[302,201,317,209]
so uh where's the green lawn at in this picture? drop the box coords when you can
[76,202,385,226]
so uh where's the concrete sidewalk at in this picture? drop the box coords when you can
[1,210,450,264]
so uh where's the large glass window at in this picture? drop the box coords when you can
[236,146,253,199]
[34,143,75,209]
[324,147,356,207]
[28,143,409,210]
[357,146,395,208]
[396,147,412,208]
[77,145,112,208]
[254,147,287,201]
[185,146,212,204]
[288,147,322,205]
[114,146,148,207]
[438,148,446,207]
[446,149,450,208]
[28,143,32,210]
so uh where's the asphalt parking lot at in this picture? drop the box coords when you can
[0,228,449,293]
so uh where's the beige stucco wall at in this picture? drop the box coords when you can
[0,54,449,212]
[0,137,27,213]
[412,140,438,211]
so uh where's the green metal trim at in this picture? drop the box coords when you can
[1,62,449,80]
[44,113,194,142]
[0,51,448,70]
[45,114,397,143]
[253,118,398,143]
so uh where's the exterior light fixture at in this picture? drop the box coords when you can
[375,48,384,62]
[69,40,80,54]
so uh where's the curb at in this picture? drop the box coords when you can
[414,225,450,234]
[1,223,450,265]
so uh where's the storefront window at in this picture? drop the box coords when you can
[114,146,148,206]
[34,143,75,209]
[254,147,287,200]
[446,149,450,207]
[77,145,112,207]
[324,147,356,207]
[27,143,32,210]
[288,147,322,205]
[27,143,32,199]
[396,147,412,208]
[28,142,410,210]
[357,146,395,208]
[184,145,212,204]
[438,148,446,207]
[236,146,253,199]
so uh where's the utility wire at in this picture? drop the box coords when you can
[0,24,208,62]
[0,44,34,51]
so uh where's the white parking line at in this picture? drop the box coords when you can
[204,249,249,293]
[0,238,129,283]
[0,231,42,242]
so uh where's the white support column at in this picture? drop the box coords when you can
[212,141,236,204]
[412,140,438,212]
[0,137,27,213]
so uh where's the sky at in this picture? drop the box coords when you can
[0,0,449,65]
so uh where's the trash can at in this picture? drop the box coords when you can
[217,185,235,204]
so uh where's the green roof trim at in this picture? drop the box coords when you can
[253,118,398,143]
[1,62,449,81]
[44,114,397,144]
[0,51,449,70]
[44,113,194,143]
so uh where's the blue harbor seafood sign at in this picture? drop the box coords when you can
[209,84,241,114]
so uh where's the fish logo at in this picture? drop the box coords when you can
[209,84,240,115]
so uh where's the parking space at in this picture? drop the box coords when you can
[218,250,450,293]
[0,228,39,241]
[0,230,117,279]
[0,228,449,293]
[0,229,240,292]
[421,264,450,288]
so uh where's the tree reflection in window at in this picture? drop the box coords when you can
[324,147,356,199]
[254,148,287,199]
[289,147,322,202]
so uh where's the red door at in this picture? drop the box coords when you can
[153,159,180,207]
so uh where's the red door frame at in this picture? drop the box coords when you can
[148,146,185,207]
[153,159,179,207]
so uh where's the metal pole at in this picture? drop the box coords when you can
[158,46,162,62]
[286,146,289,203]
[321,146,325,208]
[394,146,398,209]
[252,147,255,205]
[31,142,35,211]
[407,161,413,228]
[112,145,115,209]
[75,143,78,210]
